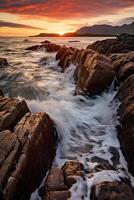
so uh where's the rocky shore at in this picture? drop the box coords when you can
[0,37,134,199]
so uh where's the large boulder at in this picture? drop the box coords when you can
[75,53,115,95]
[116,74,134,101]
[0,97,30,131]
[91,181,134,200]
[116,74,134,175]
[0,58,8,67]
[110,52,134,82]
[87,38,134,54]
[3,112,56,200]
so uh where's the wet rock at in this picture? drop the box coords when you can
[91,181,134,200]
[58,48,73,71]
[91,156,115,172]
[62,161,85,188]
[110,52,134,82]
[41,40,51,44]
[0,130,20,189]
[116,74,134,101]
[56,46,67,60]
[75,53,115,95]
[4,112,56,200]
[26,45,40,51]
[46,167,66,191]
[0,58,8,67]
[0,97,30,131]
[44,190,71,200]
[87,38,134,54]
[117,95,134,175]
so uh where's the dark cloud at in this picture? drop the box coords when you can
[0,0,134,20]
[0,20,44,30]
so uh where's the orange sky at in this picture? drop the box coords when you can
[0,0,134,36]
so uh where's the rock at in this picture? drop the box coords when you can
[58,49,73,71]
[87,38,134,54]
[41,40,51,44]
[0,58,8,67]
[0,97,30,131]
[0,90,4,97]
[115,74,134,175]
[91,181,134,200]
[46,167,66,191]
[117,96,134,174]
[56,46,67,60]
[3,112,56,200]
[91,156,115,172]
[75,53,115,95]
[0,130,20,190]
[44,190,71,200]
[26,45,40,51]
[116,74,134,101]
[110,52,134,82]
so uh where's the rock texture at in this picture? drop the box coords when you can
[55,46,115,95]
[0,58,8,67]
[26,41,60,52]
[0,97,30,131]
[91,181,134,200]
[110,52,134,82]
[87,38,134,54]
[0,93,57,200]
[75,53,115,95]
[116,74,134,175]
[4,112,56,200]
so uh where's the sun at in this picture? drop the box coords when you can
[58,31,65,36]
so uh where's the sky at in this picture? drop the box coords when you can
[0,0,134,36]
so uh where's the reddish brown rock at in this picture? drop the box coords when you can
[46,167,66,191]
[56,46,67,60]
[91,181,134,200]
[0,97,30,131]
[75,53,115,95]
[4,112,56,200]
[45,190,71,200]
[110,52,134,82]
[87,39,134,54]
[116,74,134,101]
[0,58,8,67]
[26,45,40,51]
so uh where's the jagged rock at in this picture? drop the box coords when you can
[110,52,134,82]
[0,90,4,97]
[75,53,115,95]
[91,156,115,172]
[46,167,66,191]
[26,45,40,51]
[91,181,134,200]
[116,74,134,101]
[3,112,56,200]
[41,40,51,44]
[87,38,134,54]
[115,74,134,175]
[58,48,73,71]
[45,190,71,200]
[0,58,8,67]
[0,130,20,190]
[118,95,134,175]
[0,97,30,131]
[26,42,60,52]
[56,46,67,60]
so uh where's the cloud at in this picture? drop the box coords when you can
[0,0,134,20]
[117,17,134,25]
[0,20,44,30]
